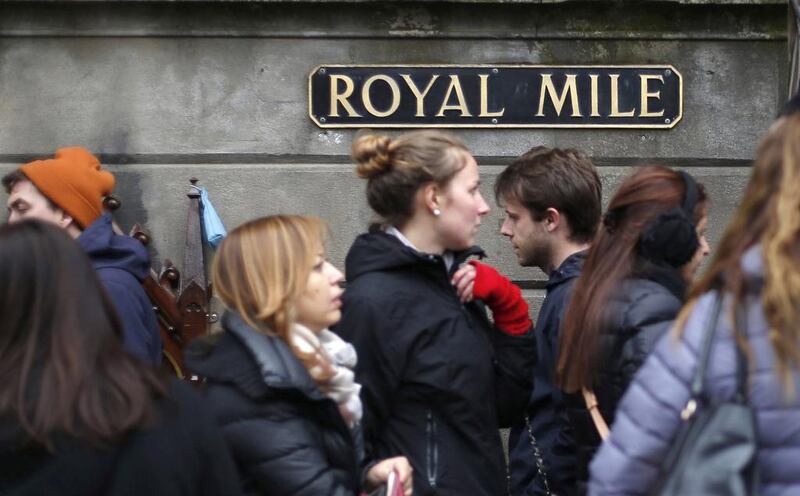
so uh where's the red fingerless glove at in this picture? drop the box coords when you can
[469,260,532,335]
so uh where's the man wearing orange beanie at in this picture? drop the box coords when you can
[3,147,162,365]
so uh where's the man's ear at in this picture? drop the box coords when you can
[55,209,73,229]
[544,207,561,233]
[56,209,81,237]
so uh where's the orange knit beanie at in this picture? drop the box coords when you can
[19,147,115,229]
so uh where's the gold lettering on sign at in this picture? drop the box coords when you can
[362,75,401,117]
[609,74,636,117]
[589,75,600,117]
[536,74,582,117]
[436,75,472,117]
[329,75,361,118]
[639,74,665,117]
[478,74,505,118]
[401,74,439,117]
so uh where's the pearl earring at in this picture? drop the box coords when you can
[433,208,441,216]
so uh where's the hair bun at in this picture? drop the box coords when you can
[353,134,393,179]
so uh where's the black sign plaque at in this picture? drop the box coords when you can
[309,65,682,129]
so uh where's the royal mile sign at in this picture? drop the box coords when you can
[308,65,682,129]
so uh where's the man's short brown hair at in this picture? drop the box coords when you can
[494,146,602,244]
[2,170,25,194]
[2,170,60,211]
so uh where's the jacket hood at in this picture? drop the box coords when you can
[187,311,325,402]
[77,213,150,281]
[547,250,586,290]
[345,225,485,282]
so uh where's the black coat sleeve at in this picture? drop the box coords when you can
[213,387,355,496]
[186,385,244,496]
[482,307,537,427]
[105,381,244,496]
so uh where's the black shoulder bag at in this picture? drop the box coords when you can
[649,294,759,495]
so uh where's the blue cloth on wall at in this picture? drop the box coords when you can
[193,186,227,248]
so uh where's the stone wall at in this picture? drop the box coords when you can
[0,0,788,312]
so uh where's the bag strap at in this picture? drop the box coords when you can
[582,388,610,440]
[681,292,725,420]
[523,416,552,496]
[690,293,724,396]
[733,305,749,404]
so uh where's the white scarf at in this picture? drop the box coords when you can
[292,324,363,426]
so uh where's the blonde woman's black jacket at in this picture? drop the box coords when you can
[335,228,537,496]
[186,312,362,496]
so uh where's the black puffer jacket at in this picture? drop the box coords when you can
[561,262,686,493]
[0,380,241,496]
[186,312,361,496]
[335,227,536,496]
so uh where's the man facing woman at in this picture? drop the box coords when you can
[336,130,537,495]
[555,165,710,492]
[186,215,412,496]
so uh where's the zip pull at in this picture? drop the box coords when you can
[681,399,697,420]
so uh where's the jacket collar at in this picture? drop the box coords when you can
[347,225,485,282]
[76,213,150,281]
[223,311,326,401]
[546,250,586,290]
[633,258,688,302]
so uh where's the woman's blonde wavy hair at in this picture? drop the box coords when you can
[212,215,333,384]
[678,113,800,396]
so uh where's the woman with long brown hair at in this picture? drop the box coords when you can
[185,215,412,496]
[0,220,240,495]
[588,113,800,495]
[555,165,710,491]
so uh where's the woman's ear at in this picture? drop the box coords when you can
[421,182,442,216]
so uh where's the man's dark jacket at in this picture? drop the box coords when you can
[335,228,536,496]
[77,213,161,365]
[0,381,241,496]
[186,312,362,496]
[508,251,584,496]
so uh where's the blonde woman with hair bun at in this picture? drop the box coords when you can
[337,130,537,495]
[186,215,412,496]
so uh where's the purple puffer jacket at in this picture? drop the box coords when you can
[589,246,800,496]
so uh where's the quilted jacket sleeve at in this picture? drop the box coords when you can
[214,388,354,496]
[617,289,682,391]
[587,294,714,495]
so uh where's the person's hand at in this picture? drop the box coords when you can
[366,456,413,495]
[452,263,477,303]
[468,260,532,336]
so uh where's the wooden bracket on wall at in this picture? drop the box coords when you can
[103,177,213,378]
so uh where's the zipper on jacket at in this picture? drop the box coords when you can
[426,409,439,488]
